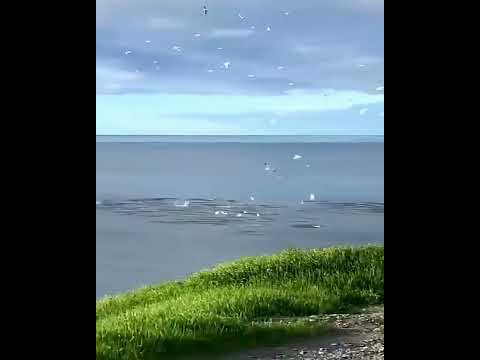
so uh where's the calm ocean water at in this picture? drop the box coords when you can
[96,136,384,298]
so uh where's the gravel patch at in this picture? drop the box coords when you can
[219,306,384,360]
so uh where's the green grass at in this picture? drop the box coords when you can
[96,245,384,359]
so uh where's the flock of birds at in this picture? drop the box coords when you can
[171,151,316,220]
[121,5,384,117]
[111,4,383,218]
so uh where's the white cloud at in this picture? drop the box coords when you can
[209,28,254,39]
[337,0,384,14]
[353,55,384,67]
[148,17,185,30]
[96,64,144,93]
[97,89,384,115]
[96,66,143,82]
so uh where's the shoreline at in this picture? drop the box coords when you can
[96,246,384,359]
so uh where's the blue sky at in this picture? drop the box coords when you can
[96,0,384,135]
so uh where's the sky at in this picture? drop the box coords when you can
[96,0,384,135]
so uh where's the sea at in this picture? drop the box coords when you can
[96,135,384,298]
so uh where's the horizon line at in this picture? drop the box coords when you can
[96,134,384,137]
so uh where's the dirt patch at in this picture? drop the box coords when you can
[217,306,384,360]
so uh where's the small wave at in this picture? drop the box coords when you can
[291,224,326,229]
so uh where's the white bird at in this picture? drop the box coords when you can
[288,82,294,86]
[250,195,255,201]
[376,86,384,91]
[357,64,366,68]
[251,25,256,30]
[243,210,248,214]
[313,225,321,228]
[266,26,271,31]
[223,62,231,69]
[238,13,245,20]
[207,69,214,73]
[256,213,260,217]
[306,164,311,168]
[214,210,220,215]
[277,66,284,70]
[284,12,289,16]
[124,50,132,55]
[309,193,315,201]
[172,46,182,52]
[236,213,243,217]
[217,47,223,50]
[359,108,368,116]
[194,33,201,37]
[247,74,255,78]
[153,60,158,64]
[145,40,151,44]
[293,154,303,160]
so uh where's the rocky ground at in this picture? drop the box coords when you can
[219,306,384,360]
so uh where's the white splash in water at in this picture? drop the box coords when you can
[174,200,190,208]
[309,193,315,201]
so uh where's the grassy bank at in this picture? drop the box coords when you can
[96,246,384,359]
